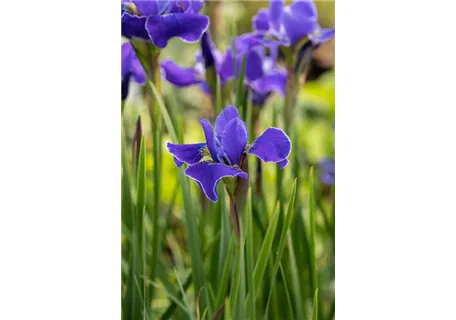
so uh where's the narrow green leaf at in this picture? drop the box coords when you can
[159,273,192,320]
[312,288,319,320]
[286,233,304,320]
[148,80,211,315]
[252,203,280,299]
[149,280,194,319]
[279,263,295,320]
[309,167,318,307]
[264,179,298,316]
[236,54,248,118]
[246,190,256,320]
[216,236,235,308]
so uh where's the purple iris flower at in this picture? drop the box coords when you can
[317,158,335,185]
[249,53,287,107]
[252,0,335,48]
[121,42,146,100]
[160,32,264,93]
[121,0,209,49]
[166,105,291,202]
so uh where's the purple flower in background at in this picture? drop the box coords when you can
[317,158,335,185]
[121,0,209,48]
[121,42,146,100]
[167,105,291,201]
[252,0,335,48]
[249,52,287,107]
[161,32,264,93]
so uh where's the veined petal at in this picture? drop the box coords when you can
[199,118,218,161]
[215,105,241,137]
[253,8,270,32]
[166,142,207,167]
[282,2,318,45]
[132,1,160,16]
[247,127,291,165]
[145,13,209,48]
[121,12,150,40]
[269,0,285,30]
[278,159,289,169]
[185,161,248,202]
[161,59,203,87]
[221,118,248,166]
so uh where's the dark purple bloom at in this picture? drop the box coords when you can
[121,0,209,49]
[252,0,335,48]
[317,158,335,185]
[161,33,264,93]
[166,105,291,202]
[121,42,146,100]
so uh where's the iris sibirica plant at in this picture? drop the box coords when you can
[167,105,291,202]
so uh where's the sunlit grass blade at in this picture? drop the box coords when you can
[312,288,319,320]
[235,54,248,118]
[252,202,280,300]
[264,179,298,316]
[148,80,211,315]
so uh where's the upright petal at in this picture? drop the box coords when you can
[245,49,264,82]
[253,8,270,32]
[185,161,248,202]
[282,2,318,45]
[215,105,241,137]
[218,49,234,82]
[199,118,218,161]
[166,142,207,167]
[121,12,150,40]
[145,13,209,48]
[201,32,215,69]
[221,118,248,166]
[269,0,285,30]
[161,59,203,87]
[132,0,160,16]
[247,127,291,165]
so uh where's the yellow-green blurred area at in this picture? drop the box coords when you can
[122,1,335,210]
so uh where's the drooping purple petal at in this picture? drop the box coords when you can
[220,118,248,166]
[121,42,133,78]
[185,161,248,202]
[251,71,287,97]
[199,118,218,161]
[161,59,203,87]
[245,49,264,82]
[145,13,209,48]
[278,159,289,169]
[247,127,291,165]
[215,105,241,137]
[269,0,285,31]
[166,142,207,167]
[253,8,270,32]
[130,59,146,84]
[132,0,160,16]
[282,2,318,45]
[121,12,150,40]
[201,32,215,69]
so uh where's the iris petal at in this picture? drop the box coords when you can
[247,127,291,165]
[121,12,149,40]
[220,118,248,166]
[161,59,203,87]
[166,142,207,167]
[215,105,241,137]
[251,71,287,97]
[199,119,218,161]
[282,3,318,45]
[269,0,285,30]
[253,9,270,32]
